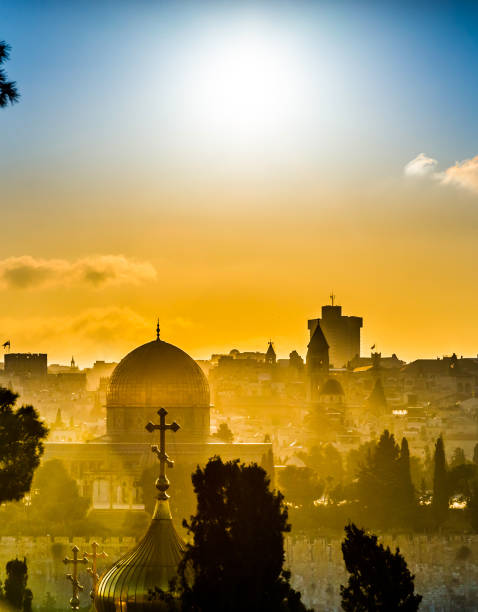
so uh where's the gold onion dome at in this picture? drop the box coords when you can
[95,409,185,611]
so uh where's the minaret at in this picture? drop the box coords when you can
[95,408,185,610]
[265,340,276,365]
[306,322,329,401]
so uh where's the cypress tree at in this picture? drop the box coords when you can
[4,558,28,609]
[357,430,401,526]
[398,437,415,522]
[432,436,448,525]
[473,443,478,466]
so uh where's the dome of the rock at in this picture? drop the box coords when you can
[106,331,210,442]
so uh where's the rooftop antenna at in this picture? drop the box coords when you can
[330,292,336,306]
[156,318,160,341]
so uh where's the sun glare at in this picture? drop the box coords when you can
[175,22,311,154]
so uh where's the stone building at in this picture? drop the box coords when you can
[44,326,272,517]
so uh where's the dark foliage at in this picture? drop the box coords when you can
[0,388,48,504]
[432,436,449,525]
[398,438,416,521]
[23,588,33,612]
[29,459,89,527]
[340,523,422,611]
[4,558,28,609]
[357,431,415,527]
[279,465,324,508]
[0,41,19,107]
[212,422,234,443]
[178,456,310,612]
[473,443,478,466]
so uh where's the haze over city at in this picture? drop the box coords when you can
[4,3,478,612]
[2,1,478,364]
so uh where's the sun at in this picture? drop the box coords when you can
[174,21,310,155]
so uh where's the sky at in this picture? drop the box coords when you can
[2,0,478,365]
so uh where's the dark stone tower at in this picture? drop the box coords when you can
[306,322,329,401]
[265,341,276,365]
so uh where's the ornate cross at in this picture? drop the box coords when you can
[145,407,180,499]
[84,541,108,600]
[63,545,88,610]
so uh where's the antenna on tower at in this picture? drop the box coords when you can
[330,292,336,306]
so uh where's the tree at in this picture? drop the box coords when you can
[298,444,344,483]
[340,523,422,611]
[450,447,466,469]
[4,558,28,609]
[0,388,48,505]
[178,456,310,612]
[23,589,33,612]
[398,438,415,520]
[0,41,19,107]
[346,440,376,483]
[29,459,89,528]
[473,443,478,466]
[357,430,402,525]
[432,436,449,525]
[278,466,324,508]
[212,422,234,443]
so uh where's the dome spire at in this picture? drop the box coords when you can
[156,318,160,341]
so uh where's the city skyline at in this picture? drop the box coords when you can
[2,1,478,364]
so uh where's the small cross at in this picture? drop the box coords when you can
[145,408,180,500]
[84,541,108,600]
[63,545,88,610]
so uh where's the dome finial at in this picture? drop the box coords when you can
[156,318,160,341]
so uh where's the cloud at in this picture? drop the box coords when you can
[404,153,439,177]
[441,156,478,193]
[404,153,478,194]
[0,255,157,289]
[0,307,195,364]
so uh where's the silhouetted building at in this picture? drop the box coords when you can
[306,322,329,401]
[265,340,276,365]
[308,300,362,368]
[44,327,272,515]
[4,352,47,379]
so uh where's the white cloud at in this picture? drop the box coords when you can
[441,155,478,194]
[0,255,157,289]
[404,152,478,195]
[404,153,439,177]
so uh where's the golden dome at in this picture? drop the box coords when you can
[107,338,210,409]
[95,500,184,611]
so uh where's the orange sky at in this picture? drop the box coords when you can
[1,175,477,366]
